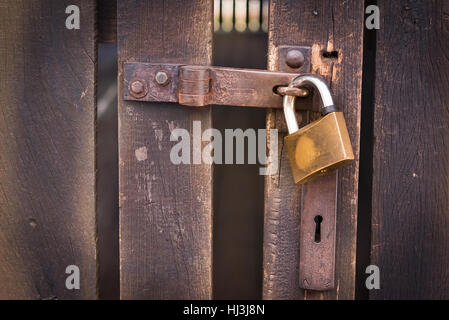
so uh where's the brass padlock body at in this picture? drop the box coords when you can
[285,111,354,184]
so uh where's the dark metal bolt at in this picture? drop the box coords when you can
[286,49,305,69]
[130,80,144,94]
[155,71,169,86]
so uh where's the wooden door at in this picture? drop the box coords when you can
[1,0,449,301]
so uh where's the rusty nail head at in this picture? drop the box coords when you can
[286,49,305,69]
[155,71,170,86]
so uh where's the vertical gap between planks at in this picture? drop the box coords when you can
[355,0,377,300]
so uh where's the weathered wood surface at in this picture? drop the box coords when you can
[118,0,213,299]
[263,0,364,299]
[0,0,97,299]
[370,0,449,299]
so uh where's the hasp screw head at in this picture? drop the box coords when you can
[155,71,170,86]
[130,80,144,94]
[286,49,305,69]
[129,80,147,98]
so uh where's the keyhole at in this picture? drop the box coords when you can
[314,215,323,243]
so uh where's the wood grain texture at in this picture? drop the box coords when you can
[0,0,97,299]
[118,0,213,299]
[370,0,449,299]
[263,0,364,300]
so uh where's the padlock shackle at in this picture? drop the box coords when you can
[283,95,299,134]
[289,74,336,115]
[283,74,337,134]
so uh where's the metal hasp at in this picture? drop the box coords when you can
[122,47,314,110]
[124,63,312,109]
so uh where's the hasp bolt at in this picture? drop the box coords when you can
[286,49,305,69]
[129,80,147,98]
[155,71,170,86]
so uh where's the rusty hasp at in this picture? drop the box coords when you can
[123,63,318,110]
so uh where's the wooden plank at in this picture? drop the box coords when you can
[118,0,213,299]
[370,0,449,299]
[0,0,97,299]
[263,0,364,299]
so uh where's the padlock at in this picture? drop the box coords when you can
[283,74,354,184]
